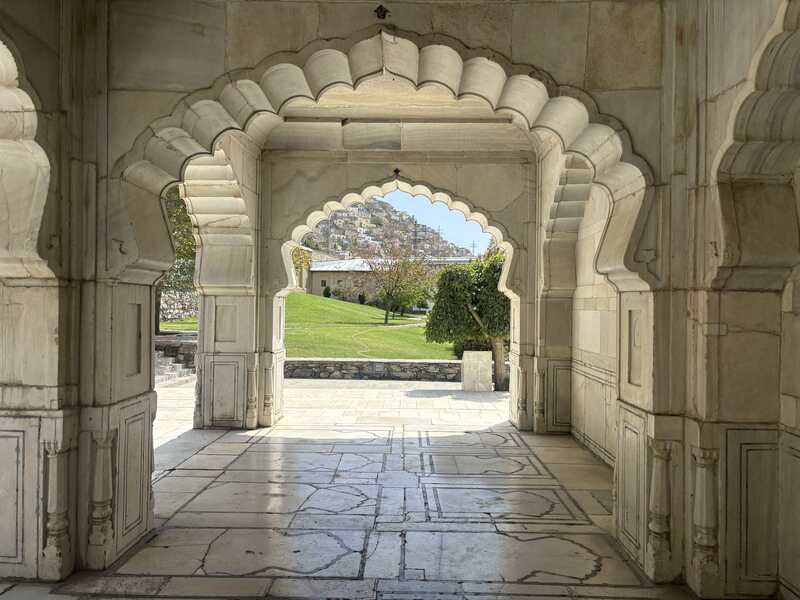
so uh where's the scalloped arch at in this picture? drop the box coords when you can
[117,30,651,263]
[280,177,519,298]
[713,0,800,289]
[180,148,256,295]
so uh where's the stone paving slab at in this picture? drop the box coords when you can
[34,379,696,599]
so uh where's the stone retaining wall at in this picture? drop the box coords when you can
[284,358,461,381]
[151,342,504,384]
[154,335,198,370]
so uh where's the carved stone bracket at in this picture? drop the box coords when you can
[41,440,72,580]
[691,447,720,579]
[86,431,116,570]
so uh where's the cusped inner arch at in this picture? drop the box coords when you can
[282,177,518,299]
[117,31,652,290]
[712,2,800,290]
[0,39,51,278]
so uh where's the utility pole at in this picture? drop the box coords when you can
[470,240,477,256]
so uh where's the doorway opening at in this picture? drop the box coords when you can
[280,187,513,428]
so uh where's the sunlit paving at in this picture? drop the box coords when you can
[50,379,693,599]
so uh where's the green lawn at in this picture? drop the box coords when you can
[159,317,198,332]
[284,293,455,359]
[159,292,455,359]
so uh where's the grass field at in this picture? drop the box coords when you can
[159,292,456,359]
[284,292,454,359]
[160,317,198,332]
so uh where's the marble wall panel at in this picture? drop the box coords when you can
[115,395,154,556]
[202,354,246,428]
[0,417,38,578]
[112,284,151,403]
[430,3,512,57]
[225,1,319,71]
[718,291,781,423]
[109,0,224,91]
[200,296,256,354]
[511,2,589,88]
[0,285,62,408]
[780,429,800,599]
[724,428,778,596]
[586,0,662,90]
[617,403,647,566]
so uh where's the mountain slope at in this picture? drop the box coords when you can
[302,199,473,258]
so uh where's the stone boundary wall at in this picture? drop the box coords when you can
[151,342,506,384]
[284,358,462,381]
[155,335,198,370]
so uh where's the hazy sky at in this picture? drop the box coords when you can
[380,190,494,255]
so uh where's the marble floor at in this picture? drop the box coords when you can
[3,379,694,600]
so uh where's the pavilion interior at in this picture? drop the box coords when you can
[0,2,799,599]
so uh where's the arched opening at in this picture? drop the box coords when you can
[34,30,654,581]
[271,180,517,429]
[686,2,800,595]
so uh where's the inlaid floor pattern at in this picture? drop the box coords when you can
[48,380,692,600]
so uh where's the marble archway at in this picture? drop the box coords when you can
[684,1,800,596]
[111,31,654,435]
[10,29,657,578]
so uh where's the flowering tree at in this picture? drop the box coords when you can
[364,243,431,324]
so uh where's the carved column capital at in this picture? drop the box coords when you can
[43,440,70,456]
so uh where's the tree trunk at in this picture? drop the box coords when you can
[384,305,390,324]
[491,337,508,391]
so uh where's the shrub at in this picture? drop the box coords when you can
[358,292,367,305]
[323,285,332,298]
[453,339,493,359]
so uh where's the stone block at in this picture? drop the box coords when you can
[592,89,662,178]
[225,1,319,70]
[110,0,225,91]
[317,3,433,40]
[587,1,661,90]
[431,3,513,57]
[462,351,493,392]
[512,2,589,87]
[108,90,184,171]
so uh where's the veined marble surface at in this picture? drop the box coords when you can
[8,379,691,599]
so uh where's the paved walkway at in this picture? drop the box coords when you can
[4,379,691,599]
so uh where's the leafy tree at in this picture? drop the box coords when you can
[323,285,332,298]
[156,189,197,332]
[426,252,510,390]
[365,242,431,324]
